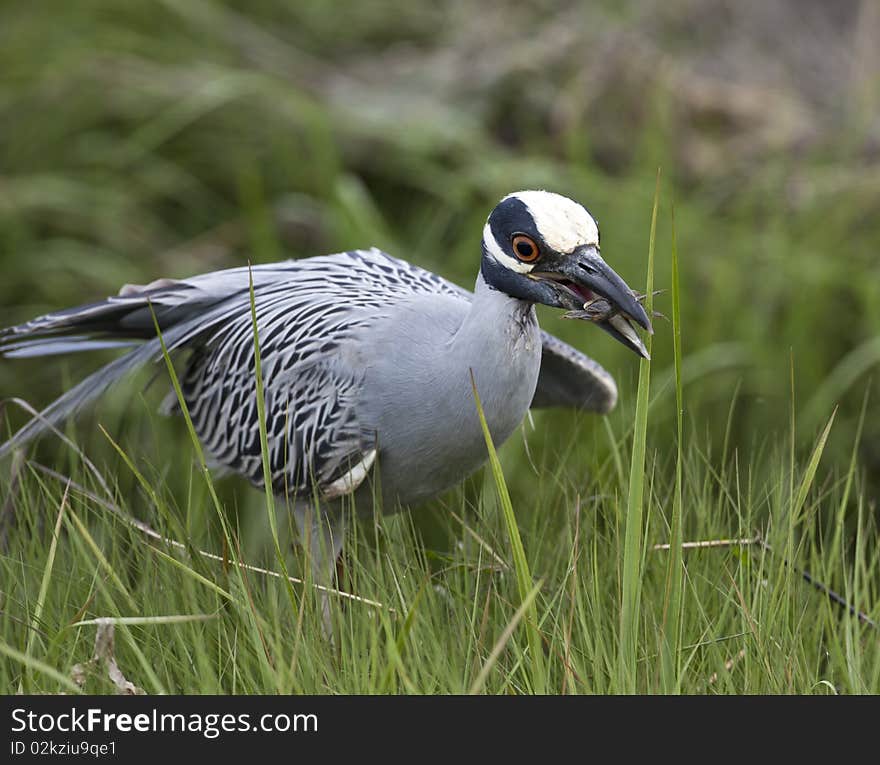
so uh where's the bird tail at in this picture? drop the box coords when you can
[0,277,191,352]
[0,280,227,459]
[0,261,305,457]
[0,339,167,459]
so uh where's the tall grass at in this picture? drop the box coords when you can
[618,171,660,692]
[1,1,879,694]
[2,389,877,693]
[471,371,545,693]
[659,201,684,693]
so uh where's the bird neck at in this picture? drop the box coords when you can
[451,272,537,356]
[442,272,541,444]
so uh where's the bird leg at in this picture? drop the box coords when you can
[292,503,346,638]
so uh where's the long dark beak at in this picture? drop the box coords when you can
[530,245,653,358]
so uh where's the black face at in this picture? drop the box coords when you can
[481,196,553,303]
[488,196,544,258]
[480,193,652,358]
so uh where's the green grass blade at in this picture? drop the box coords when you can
[380,580,427,693]
[20,482,68,692]
[1,640,81,694]
[470,370,546,694]
[99,424,204,572]
[150,548,235,601]
[827,387,870,578]
[792,408,837,523]
[618,169,660,693]
[247,265,298,608]
[64,507,138,611]
[469,579,543,695]
[660,199,684,693]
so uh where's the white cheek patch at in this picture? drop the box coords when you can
[512,190,599,253]
[482,222,534,274]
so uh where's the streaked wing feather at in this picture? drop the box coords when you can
[155,249,467,498]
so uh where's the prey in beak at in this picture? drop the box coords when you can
[562,290,664,360]
[528,244,654,359]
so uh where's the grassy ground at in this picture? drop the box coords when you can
[1,1,879,693]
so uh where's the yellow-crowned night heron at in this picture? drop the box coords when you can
[0,190,650,607]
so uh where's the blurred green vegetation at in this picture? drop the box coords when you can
[1,0,879,695]
[2,1,879,477]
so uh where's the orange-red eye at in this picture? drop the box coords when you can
[511,234,539,262]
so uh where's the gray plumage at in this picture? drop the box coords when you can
[0,191,652,619]
[0,248,616,502]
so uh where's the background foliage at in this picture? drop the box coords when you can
[1,0,878,693]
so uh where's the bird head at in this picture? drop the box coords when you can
[480,190,653,358]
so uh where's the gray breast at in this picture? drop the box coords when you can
[355,288,541,508]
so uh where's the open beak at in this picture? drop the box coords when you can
[530,244,653,359]
[595,311,651,360]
